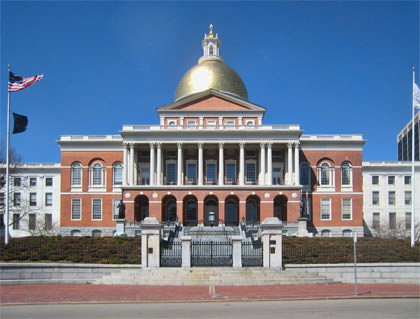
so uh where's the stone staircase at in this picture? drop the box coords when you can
[94,267,336,286]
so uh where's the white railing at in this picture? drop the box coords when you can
[122,124,300,131]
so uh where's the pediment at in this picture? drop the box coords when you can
[157,89,266,113]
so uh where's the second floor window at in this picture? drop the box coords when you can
[246,162,256,183]
[113,162,123,186]
[71,199,81,220]
[320,163,332,186]
[71,162,82,186]
[166,162,176,184]
[321,198,331,220]
[226,163,236,183]
[341,162,351,186]
[300,162,310,185]
[29,193,37,206]
[206,162,217,183]
[405,191,412,205]
[13,193,21,206]
[187,163,197,183]
[388,191,395,205]
[45,193,53,206]
[92,163,103,186]
[372,191,379,205]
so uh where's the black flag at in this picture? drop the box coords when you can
[12,112,28,134]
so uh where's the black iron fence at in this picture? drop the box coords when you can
[241,240,263,267]
[160,239,182,267]
[191,240,232,266]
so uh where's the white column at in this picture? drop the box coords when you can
[130,143,135,185]
[123,144,128,185]
[177,142,183,186]
[219,143,224,185]
[156,143,162,186]
[287,142,293,185]
[267,142,272,185]
[294,142,300,185]
[198,143,203,186]
[239,142,245,185]
[150,143,155,186]
[259,143,266,185]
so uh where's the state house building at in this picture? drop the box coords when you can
[58,26,365,238]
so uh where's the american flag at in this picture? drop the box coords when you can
[8,71,44,92]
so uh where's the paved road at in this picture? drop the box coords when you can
[1,299,419,319]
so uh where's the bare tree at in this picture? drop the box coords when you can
[371,221,420,241]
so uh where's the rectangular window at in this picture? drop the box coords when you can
[92,199,102,220]
[405,212,411,230]
[388,191,395,205]
[30,178,37,187]
[13,177,21,187]
[206,120,217,127]
[140,166,150,185]
[404,176,411,185]
[113,199,120,220]
[45,193,53,206]
[29,193,37,206]
[206,162,217,183]
[342,198,352,220]
[12,213,20,230]
[373,212,380,230]
[166,162,176,183]
[405,191,412,205]
[388,176,395,185]
[71,198,81,220]
[372,176,379,185]
[187,120,197,128]
[45,214,52,230]
[13,193,21,206]
[246,162,256,183]
[320,198,331,220]
[186,163,197,183]
[225,120,235,127]
[389,212,396,230]
[29,214,36,230]
[45,177,53,186]
[372,191,379,205]
[272,167,282,185]
[226,163,236,183]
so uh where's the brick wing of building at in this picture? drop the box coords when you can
[58,26,366,238]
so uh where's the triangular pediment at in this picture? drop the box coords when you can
[157,89,266,113]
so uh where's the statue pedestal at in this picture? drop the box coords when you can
[296,217,313,237]
[114,219,127,237]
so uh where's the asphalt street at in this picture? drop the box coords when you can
[1,298,419,319]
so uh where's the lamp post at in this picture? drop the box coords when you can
[208,211,216,227]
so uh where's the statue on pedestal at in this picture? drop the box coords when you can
[117,200,126,219]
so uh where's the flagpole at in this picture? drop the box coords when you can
[411,66,416,247]
[5,65,11,245]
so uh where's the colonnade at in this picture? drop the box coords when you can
[123,141,301,187]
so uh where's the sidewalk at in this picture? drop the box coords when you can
[1,283,419,304]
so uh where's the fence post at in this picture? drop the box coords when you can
[232,235,242,268]
[181,236,191,268]
[260,217,283,269]
[140,217,162,268]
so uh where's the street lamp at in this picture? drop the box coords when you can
[208,211,216,227]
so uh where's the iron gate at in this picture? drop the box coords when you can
[241,240,263,267]
[160,239,182,267]
[191,240,232,266]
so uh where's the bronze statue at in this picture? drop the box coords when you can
[117,200,126,219]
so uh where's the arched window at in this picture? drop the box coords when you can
[320,163,331,186]
[92,163,103,186]
[184,199,198,226]
[342,229,352,238]
[300,162,310,185]
[113,162,123,186]
[246,198,259,222]
[209,45,214,55]
[225,200,238,226]
[341,162,352,186]
[321,230,331,237]
[71,162,82,186]
[164,199,177,222]
[92,230,102,237]
[71,229,81,237]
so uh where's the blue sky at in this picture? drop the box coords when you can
[1,1,419,163]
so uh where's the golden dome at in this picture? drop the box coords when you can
[174,25,248,101]
[174,59,248,101]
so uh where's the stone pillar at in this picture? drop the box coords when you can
[140,217,162,268]
[294,142,300,185]
[123,144,129,186]
[232,235,242,268]
[198,143,203,186]
[177,143,183,186]
[130,143,135,185]
[260,143,266,185]
[150,143,155,186]
[156,143,162,186]
[267,142,272,185]
[218,143,224,185]
[260,217,283,269]
[287,143,293,185]
[239,142,245,185]
[181,236,192,268]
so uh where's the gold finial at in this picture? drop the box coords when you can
[209,24,214,38]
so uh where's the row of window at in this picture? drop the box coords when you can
[71,162,123,187]
[371,191,412,205]
[320,198,353,220]
[71,198,120,220]
[0,192,53,207]
[5,213,53,231]
[300,162,352,187]
[320,229,354,238]
[166,119,256,128]
[371,175,411,185]
[12,177,54,187]
[372,212,412,230]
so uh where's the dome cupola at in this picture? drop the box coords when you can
[174,25,248,101]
